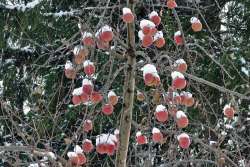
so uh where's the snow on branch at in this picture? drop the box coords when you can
[0,0,43,11]
[43,10,80,17]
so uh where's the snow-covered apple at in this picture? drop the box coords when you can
[82,139,94,153]
[152,127,163,143]
[122,7,134,23]
[83,60,95,76]
[176,110,189,128]
[136,131,148,145]
[190,17,202,32]
[82,32,95,47]
[177,133,191,149]
[149,11,161,26]
[155,105,168,122]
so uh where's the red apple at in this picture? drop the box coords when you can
[70,153,87,166]
[82,139,94,153]
[122,8,134,23]
[106,144,116,155]
[167,0,177,9]
[72,95,81,105]
[80,93,89,103]
[99,26,113,42]
[136,132,147,145]
[64,61,76,79]
[142,35,153,47]
[174,59,187,73]
[172,78,187,90]
[174,35,183,45]
[152,128,163,143]
[102,104,114,115]
[90,91,103,104]
[82,79,93,95]
[150,12,161,26]
[108,91,119,106]
[184,97,195,107]
[155,105,168,122]
[176,111,189,128]
[177,133,191,149]
[176,117,189,128]
[84,60,95,76]
[140,20,156,35]
[154,38,165,48]
[152,75,161,86]
[144,73,155,86]
[223,105,235,119]
[142,26,151,35]
[83,119,93,133]
[82,32,95,47]
[177,63,187,73]
[155,111,168,122]
[96,144,106,154]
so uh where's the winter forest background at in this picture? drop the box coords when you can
[0,0,250,166]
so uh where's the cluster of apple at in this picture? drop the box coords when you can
[165,91,195,107]
[223,104,235,119]
[136,128,191,149]
[138,11,165,48]
[69,28,111,53]
[67,128,120,165]
[134,103,191,148]
[136,128,164,144]
[102,91,119,115]
[64,44,94,80]
[154,104,188,129]
[165,59,195,107]
[66,120,93,166]
[95,133,118,155]
[83,25,114,49]
[136,57,193,148]
[72,83,119,115]
[165,0,203,46]
[64,1,206,163]
[71,79,103,105]
[66,47,120,112]
[173,20,202,45]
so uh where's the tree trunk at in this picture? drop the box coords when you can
[115,0,136,167]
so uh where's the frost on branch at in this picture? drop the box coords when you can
[1,0,42,11]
